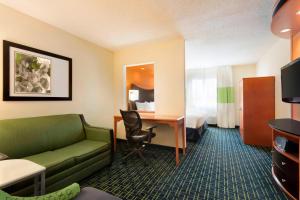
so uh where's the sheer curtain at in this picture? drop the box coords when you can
[217,66,235,128]
[186,67,218,124]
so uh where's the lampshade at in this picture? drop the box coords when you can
[128,90,139,101]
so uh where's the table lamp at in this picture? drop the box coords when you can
[128,90,139,101]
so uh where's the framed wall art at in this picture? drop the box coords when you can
[3,40,72,101]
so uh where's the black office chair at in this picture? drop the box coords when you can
[120,110,156,164]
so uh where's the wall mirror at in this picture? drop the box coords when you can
[126,63,155,112]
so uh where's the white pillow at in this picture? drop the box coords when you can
[147,102,155,111]
[135,102,155,111]
[136,102,146,111]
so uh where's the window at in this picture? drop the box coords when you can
[186,67,217,124]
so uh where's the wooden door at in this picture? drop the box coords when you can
[239,80,244,140]
[243,77,275,146]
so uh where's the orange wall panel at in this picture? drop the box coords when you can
[291,32,300,60]
[291,32,300,120]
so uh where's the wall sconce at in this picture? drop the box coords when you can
[128,90,139,101]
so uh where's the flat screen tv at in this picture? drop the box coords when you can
[281,58,300,103]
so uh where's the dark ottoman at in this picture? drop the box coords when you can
[75,187,122,200]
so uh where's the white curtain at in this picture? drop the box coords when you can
[217,66,235,128]
[186,67,217,124]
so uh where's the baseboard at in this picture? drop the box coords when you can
[208,124,217,127]
[208,124,240,129]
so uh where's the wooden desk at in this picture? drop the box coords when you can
[113,113,186,166]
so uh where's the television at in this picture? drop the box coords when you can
[281,58,300,103]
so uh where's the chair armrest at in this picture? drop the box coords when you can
[144,125,157,132]
[143,125,157,143]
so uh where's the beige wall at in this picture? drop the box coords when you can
[256,39,291,118]
[232,64,256,126]
[114,37,185,147]
[0,4,114,128]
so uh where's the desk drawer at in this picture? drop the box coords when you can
[272,148,298,177]
[273,165,298,198]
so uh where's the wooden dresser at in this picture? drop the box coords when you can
[239,76,275,146]
[269,119,300,200]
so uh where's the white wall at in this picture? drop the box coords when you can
[114,37,185,147]
[256,39,291,118]
[0,4,114,127]
[232,64,256,126]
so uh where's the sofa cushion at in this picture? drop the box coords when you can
[24,140,109,176]
[24,152,75,177]
[53,140,110,164]
[10,151,111,196]
[0,114,85,158]
[46,115,85,150]
[46,150,111,188]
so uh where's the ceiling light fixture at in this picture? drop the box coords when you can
[296,10,300,15]
[281,28,291,33]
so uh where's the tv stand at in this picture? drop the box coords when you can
[269,119,300,200]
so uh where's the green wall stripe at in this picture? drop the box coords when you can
[217,87,234,103]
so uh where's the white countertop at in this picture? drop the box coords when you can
[0,159,45,188]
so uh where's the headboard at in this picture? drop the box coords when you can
[128,84,154,110]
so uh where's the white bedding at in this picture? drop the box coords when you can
[186,115,206,129]
[136,101,155,112]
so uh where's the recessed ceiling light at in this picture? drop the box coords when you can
[296,10,300,15]
[281,28,291,33]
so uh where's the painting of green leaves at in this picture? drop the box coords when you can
[14,52,51,94]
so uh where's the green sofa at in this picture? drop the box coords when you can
[0,114,113,196]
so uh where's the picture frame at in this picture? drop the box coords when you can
[3,40,72,101]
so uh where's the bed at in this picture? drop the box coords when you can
[186,115,208,142]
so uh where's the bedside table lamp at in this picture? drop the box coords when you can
[128,90,139,101]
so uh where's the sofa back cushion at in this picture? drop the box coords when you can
[0,114,85,158]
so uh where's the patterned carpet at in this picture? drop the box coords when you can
[80,127,288,200]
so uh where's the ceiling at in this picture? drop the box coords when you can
[185,0,278,68]
[0,0,278,67]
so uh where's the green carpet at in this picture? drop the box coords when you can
[80,127,288,200]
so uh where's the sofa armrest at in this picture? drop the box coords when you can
[80,115,112,143]
[84,126,112,143]
[80,114,114,164]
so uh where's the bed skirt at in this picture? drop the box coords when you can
[186,121,208,142]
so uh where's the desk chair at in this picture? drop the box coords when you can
[120,110,156,165]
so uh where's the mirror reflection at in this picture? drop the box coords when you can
[126,64,155,112]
